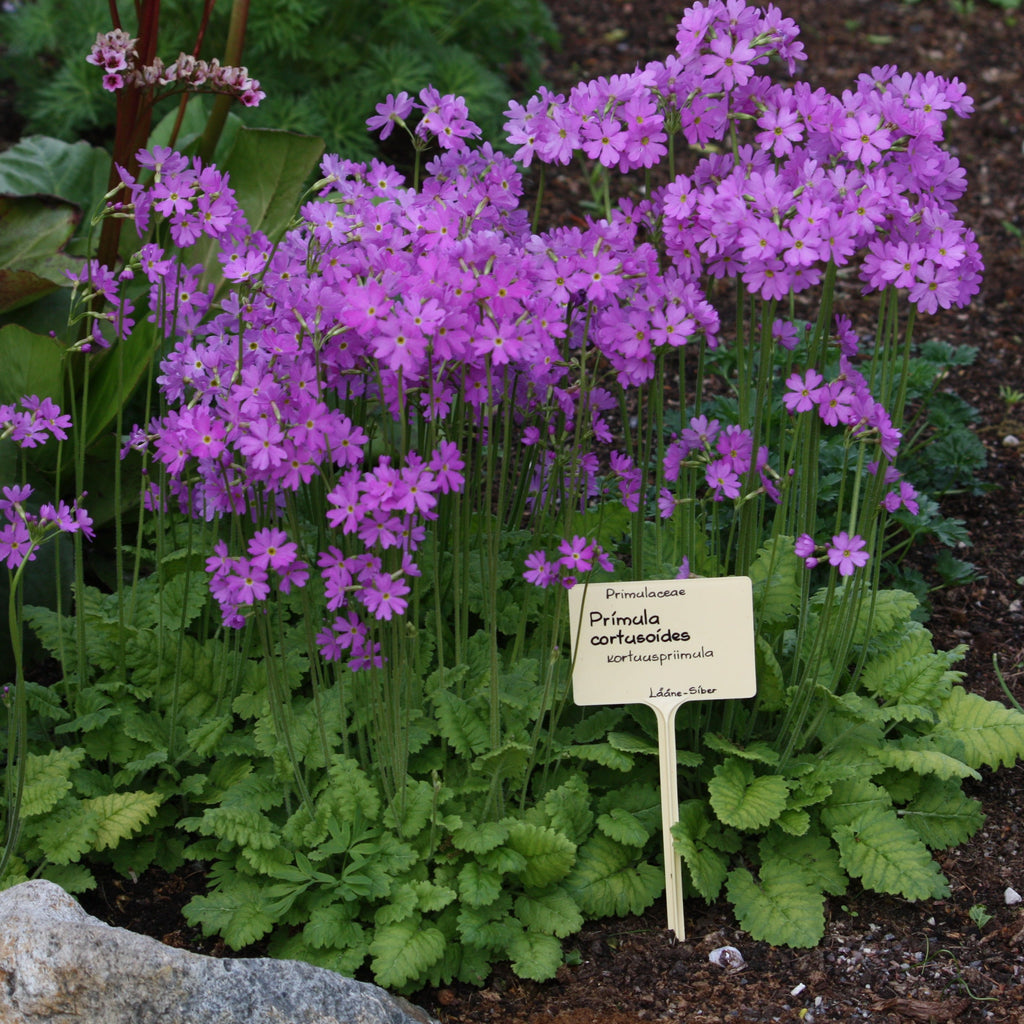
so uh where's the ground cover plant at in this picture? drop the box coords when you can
[3,0,1024,1000]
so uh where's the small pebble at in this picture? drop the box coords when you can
[1002,434,1020,447]
[791,982,807,996]
[708,945,745,970]
[1005,887,1022,905]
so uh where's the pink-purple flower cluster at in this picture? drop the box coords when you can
[0,398,92,570]
[501,2,981,314]
[86,29,264,106]
[1,396,72,449]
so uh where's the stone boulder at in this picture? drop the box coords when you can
[0,879,438,1024]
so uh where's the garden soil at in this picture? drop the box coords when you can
[71,0,1024,1021]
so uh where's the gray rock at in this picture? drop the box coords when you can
[0,879,438,1024]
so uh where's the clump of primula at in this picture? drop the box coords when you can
[108,0,981,674]
[87,28,265,106]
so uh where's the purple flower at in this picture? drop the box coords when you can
[783,369,824,414]
[827,532,870,576]
[366,92,414,140]
[361,572,410,621]
[523,550,558,588]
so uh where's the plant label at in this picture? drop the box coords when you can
[567,576,756,709]
[567,576,757,941]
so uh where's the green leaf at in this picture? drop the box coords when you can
[565,834,663,918]
[708,758,789,831]
[303,904,364,950]
[0,194,80,311]
[820,777,892,832]
[39,862,95,894]
[434,689,491,757]
[569,741,634,772]
[458,861,503,907]
[671,800,730,901]
[873,742,980,782]
[184,878,277,949]
[222,128,325,243]
[850,588,919,644]
[0,324,64,407]
[71,319,162,460]
[899,777,985,850]
[748,537,801,627]
[369,917,446,991]
[833,809,949,900]
[20,747,86,817]
[515,889,583,938]
[859,628,952,709]
[457,897,516,951]
[34,802,98,865]
[754,634,787,711]
[934,687,1024,771]
[758,830,847,897]
[536,775,594,846]
[727,863,825,948]
[451,820,509,854]
[597,808,650,848]
[703,734,780,765]
[0,136,110,218]
[506,821,577,889]
[508,929,564,982]
[84,791,162,851]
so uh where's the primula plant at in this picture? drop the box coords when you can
[4,0,1024,993]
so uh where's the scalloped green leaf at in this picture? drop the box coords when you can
[536,775,594,846]
[34,802,98,865]
[934,687,1024,771]
[84,791,162,852]
[506,821,577,889]
[434,689,491,757]
[820,777,892,832]
[850,587,919,644]
[758,830,847,897]
[597,807,650,848]
[302,904,363,950]
[565,834,663,918]
[452,820,510,854]
[20,747,86,817]
[858,623,950,700]
[458,861,504,907]
[370,917,447,990]
[727,862,825,947]
[708,758,789,831]
[899,777,985,850]
[754,633,787,711]
[833,809,949,900]
[184,878,276,949]
[748,537,801,626]
[515,889,583,938]
[704,734,780,765]
[671,800,730,901]
[873,743,980,782]
[509,929,564,982]
[569,741,634,772]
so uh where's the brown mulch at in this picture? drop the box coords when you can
[76,1,1024,1022]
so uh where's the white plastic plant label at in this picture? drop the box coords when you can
[567,575,757,940]
[567,576,756,709]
